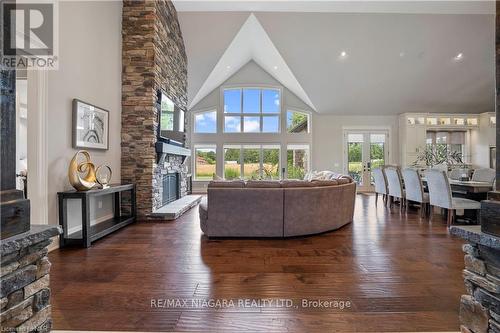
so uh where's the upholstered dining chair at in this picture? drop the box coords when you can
[372,167,388,205]
[449,168,470,180]
[402,168,429,218]
[471,168,496,184]
[425,169,481,227]
[385,167,405,211]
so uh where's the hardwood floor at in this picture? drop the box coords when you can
[49,194,465,332]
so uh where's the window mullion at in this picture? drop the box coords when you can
[240,146,244,180]
[240,89,244,132]
[260,89,263,132]
[259,146,263,178]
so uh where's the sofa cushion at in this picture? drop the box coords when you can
[208,180,246,188]
[311,170,336,180]
[336,178,350,184]
[280,180,316,188]
[199,197,208,232]
[311,179,339,186]
[303,171,317,181]
[246,180,282,188]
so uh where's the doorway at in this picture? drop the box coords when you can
[13,68,49,225]
[344,130,389,192]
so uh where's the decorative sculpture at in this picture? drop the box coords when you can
[68,150,113,191]
[95,165,112,189]
[68,150,97,191]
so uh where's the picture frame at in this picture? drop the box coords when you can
[72,99,109,150]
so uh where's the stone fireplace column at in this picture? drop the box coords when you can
[121,0,188,219]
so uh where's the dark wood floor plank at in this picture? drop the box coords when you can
[49,194,465,332]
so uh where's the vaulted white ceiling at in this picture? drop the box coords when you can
[188,14,315,110]
[177,7,495,115]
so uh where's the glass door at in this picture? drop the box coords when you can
[345,131,389,191]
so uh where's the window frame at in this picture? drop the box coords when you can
[286,144,311,179]
[286,108,311,134]
[193,109,217,134]
[223,144,281,180]
[193,144,217,181]
[222,86,282,134]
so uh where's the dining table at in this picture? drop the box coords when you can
[421,178,493,200]
[447,179,493,193]
[420,178,493,222]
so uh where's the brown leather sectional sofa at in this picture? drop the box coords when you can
[199,178,356,238]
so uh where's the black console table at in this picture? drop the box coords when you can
[58,184,136,248]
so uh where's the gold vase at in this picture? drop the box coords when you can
[68,150,97,191]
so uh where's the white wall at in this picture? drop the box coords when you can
[313,115,400,173]
[45,1,122,231]
[470,112,495,168]
[16,79,28,190]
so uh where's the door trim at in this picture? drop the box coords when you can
[27,70,49,225]
[343,127,391,192]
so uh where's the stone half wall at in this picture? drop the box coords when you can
[121,0,188,218]
[459,243,500,333]
[0,226,61,333]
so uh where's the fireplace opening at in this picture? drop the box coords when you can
[162,173,180,206]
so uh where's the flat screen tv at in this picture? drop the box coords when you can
[157,90,185,146]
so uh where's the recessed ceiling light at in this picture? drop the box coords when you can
[340,51,347,58]
[226,65,231,70]
[454,53,464,61]
[273,65,278,70]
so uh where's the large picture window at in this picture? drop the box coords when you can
[223,88,281,133]
[223,145,280,180]
[194,145,217,180]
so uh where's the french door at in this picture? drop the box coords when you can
[344,130,389,192]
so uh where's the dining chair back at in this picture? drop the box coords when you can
[471,168,496,184]
[449,168,470,180]
[402,168,425,203]
[385,167,404,199]
[372,168,388,195]
[425,169,452,209]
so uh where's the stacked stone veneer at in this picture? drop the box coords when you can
[121,0,188,218]
[0,226,60,332]
[154,154,189,209]
[459,243,500,333]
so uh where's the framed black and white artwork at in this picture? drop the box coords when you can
[72,99,109,150]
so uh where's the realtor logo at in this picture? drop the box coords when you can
[1,1,58,69]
